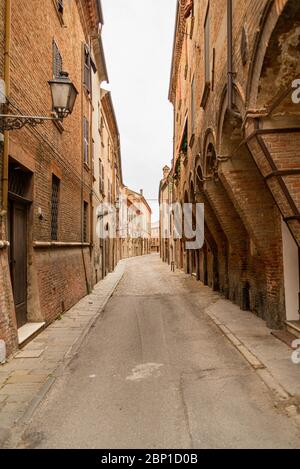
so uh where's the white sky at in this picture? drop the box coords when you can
[101,0,177,222]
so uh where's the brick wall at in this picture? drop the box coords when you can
[0,0,97,352]
[164,0,300,328]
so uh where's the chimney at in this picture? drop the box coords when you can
[140,189,143,197]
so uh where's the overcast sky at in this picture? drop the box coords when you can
[101,0,177,222]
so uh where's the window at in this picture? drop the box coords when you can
[84,45,91,93]
[83,201,89,243]
[56,0,63,14]
[99,160,105,194]
[52,40,62,79]
[190,1,195,38]
[191,77,195,132]
[98,102,101,132]
[51,175,60,241]
[204,4,210,85]
[92,139,95,166]
[83,117,89,165]
[108,179,111,203]
[180,120,188,156]
[201,3,211,108]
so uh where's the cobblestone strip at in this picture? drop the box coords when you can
[0,261,126,448]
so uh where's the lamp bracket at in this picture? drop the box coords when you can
[0,114,60,132]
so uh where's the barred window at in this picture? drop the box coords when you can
[51,175,60,241]
[52,40,62,79]
[83,201,89,243]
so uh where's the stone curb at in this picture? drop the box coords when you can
[205,308,291,403]
[2,261,126,448]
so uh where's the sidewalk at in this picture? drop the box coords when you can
[0,261,126,447]
[205,299,300,406]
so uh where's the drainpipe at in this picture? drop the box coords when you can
[2,0,11,216]
[227,0,241,119]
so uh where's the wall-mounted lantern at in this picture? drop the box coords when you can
[0,72,78,132]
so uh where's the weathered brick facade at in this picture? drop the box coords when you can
[162,0,300,329]
[0,0,103,355]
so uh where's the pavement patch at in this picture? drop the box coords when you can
[126,363,164,381]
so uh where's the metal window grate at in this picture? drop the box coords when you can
[9,168,27,197]
[83,202,88,243]
[51,175,60,241]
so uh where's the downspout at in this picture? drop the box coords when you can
[2,0,11,216]
[227,0,241,119]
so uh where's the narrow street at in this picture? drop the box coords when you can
[20,254,300,449]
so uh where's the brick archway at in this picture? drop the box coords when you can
[243,0,300,324]
[219,101,284,326]
[201,135,250,309]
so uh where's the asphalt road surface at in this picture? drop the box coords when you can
[20,254,300,449]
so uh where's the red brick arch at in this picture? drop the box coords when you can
[246,0,290,109]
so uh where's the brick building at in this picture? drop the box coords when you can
[161,0,300,330]
[159,166,172,264]
[0,0,109,355]
[120,187,152,259]
[92,76,123,281]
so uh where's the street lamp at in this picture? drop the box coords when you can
[48,72,78,119]
[0,71,78,132]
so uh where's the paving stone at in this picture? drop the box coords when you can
[6,374,49,385]
[0,427,11,448]
[15,350,45,359]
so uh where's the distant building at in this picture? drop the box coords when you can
[150,222,160,253]
[121,188,152,259]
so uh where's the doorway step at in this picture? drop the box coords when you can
[285,320,300,340]
[18,322,46,348]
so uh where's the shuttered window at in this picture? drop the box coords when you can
[191,76,195,132]
[99,160,105,194]
[84,45,91,93]
[53,40,62,79]
[107,179,111,203]
[51,175,60,241]
[101,163,105,194]
[83,117,89,165]
[204,5,210,84]
[57,0,64,14]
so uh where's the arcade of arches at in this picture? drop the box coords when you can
[160,0,300,330]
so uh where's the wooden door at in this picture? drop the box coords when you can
[9,201,27,328]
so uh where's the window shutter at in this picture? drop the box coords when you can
[52,40,62,78]
[99,159,102,193]
[101,163,105,194]
[83,117,89,164]
[84,45,91,93]
[57,0,64,14]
